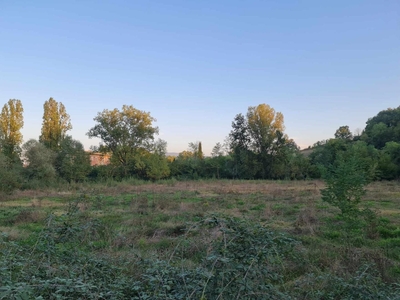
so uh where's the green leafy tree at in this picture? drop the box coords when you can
[169,150,203,179]
[168,142,206,179]
[23,139,57,183]
[286,151,312,180]
[346,141,380,180]
[152,138,168,156]
[188,141,204,159]
[247,104,289,178]
[130,138,170,180]
[377,141,400,179]
[55,136,91,182]
[363,106,400,149]
[206,154,232,179]
[198,141,204,159]
[321,154,369,216]
[141,153,170,181]
[0,99,24,160]
[40,98,72,150]
[87,105,159,174]
[229,113,258,179]
[229,104,291,179]
[0,152,22,193]
[334,125,353,140]
[229,113,250,151]
[247,104,285,154]
[209,142,229,179]
[309,138,348,177]
[211,142,224,157]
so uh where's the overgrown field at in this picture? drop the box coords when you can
[1,179,400,299]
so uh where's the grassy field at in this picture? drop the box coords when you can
[1,179,400,299]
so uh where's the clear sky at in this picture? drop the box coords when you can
[1,1,399,154]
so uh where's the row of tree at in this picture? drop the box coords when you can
[0,98,90,192]
[169,106,400,181]
[1,98,399,193]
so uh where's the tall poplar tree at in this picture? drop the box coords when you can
[40,98,72,150]
[198,141,204,159]
[0,99,24,159]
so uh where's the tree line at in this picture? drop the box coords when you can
[0,98,399,192]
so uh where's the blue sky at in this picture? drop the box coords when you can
[1,0,399,154]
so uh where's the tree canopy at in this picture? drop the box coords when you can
[40,98,72,150]
[334,125,353,140]
[23,139,57,182]
[247,103,285,155]
[0,98,399,184]
[0,99,24,160]
[363,106,400,149]
[228,103,296,179]
[87,105,159,167]
[55,136,91,182]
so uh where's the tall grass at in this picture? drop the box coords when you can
[0,180,399,299]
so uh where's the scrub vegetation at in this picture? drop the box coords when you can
[0,179,400,299]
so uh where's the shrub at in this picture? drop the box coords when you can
[321,154,369,216]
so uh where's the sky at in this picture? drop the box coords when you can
[1,0,399,155]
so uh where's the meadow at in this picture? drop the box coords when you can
[0,179,399,299]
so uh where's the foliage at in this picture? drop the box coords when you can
[211,142,225,157]
[39,98,72,151]
[246,103,285,155]
[169,142,210,179]
[229,113,259,179]
[0,209,136,299]
[0,209,297,300]
[309,138,348,173]
[363,106,400,149]
[345,141,380,180]
[188,141,204,159]
[229,113,250,151]
[87,105,159,170]
[198,141,204,159]
[294,265,399,300]
[378,141,400,179]
[205,154,232,179]
[169,155,203,179]
[229,104,301,179]
[22,139,57,183]
[284,151,311,180]
[0,152,22,194]
[3,99,400,183]
[334,125,353,140]
[200,216,297,299]
[134,152,171,181]
[55,136,91,182]
[0,99,24,160]
[321,154,369,216]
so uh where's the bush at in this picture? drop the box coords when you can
[22,139,57,184]
[321,154,369,216]
[0,152,22,194]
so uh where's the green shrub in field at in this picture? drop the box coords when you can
[321,154,369,216]
[198,216,299,299]
[319,154,390,242]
